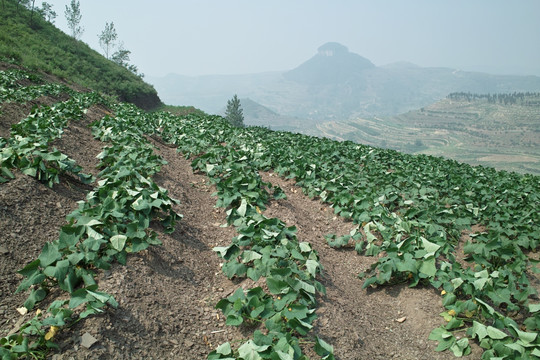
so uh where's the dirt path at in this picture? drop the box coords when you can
[0,94,481,359]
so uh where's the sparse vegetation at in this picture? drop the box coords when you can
[98,22,117,60]
[64,0,83,40]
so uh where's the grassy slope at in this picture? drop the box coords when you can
[155,104,207,116]
[315,95,540,175]
[0,0,161,110]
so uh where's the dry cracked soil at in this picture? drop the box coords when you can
[0,73,482,359]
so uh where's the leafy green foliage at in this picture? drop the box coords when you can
[0,81,180,358]
[157,113,331,358]
[3,69,539,358]
[156,110,539,358]
[1,74,101,187]
[0,69,68,104]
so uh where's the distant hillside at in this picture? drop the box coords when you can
[284,42,375,84]
[0,0,161,109]
[314,92,540,175]
[150,42,540,124]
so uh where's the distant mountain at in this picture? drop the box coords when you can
[149,42,540,129]
[284,42,375,84]
[380,61,421,69]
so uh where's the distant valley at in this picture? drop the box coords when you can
[314,93,540,174]
[149,42,540,126]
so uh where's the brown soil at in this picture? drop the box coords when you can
[0,90,482,359]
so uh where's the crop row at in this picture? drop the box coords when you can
[250,133,539,358]
[253,133,539,358]
[0,69,72,104]
[154,113,334,359]
[157,113,539,358]
[1,86,180,358]
[1,91,101,186]
[3,73,539,358]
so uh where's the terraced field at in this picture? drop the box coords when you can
[315,96,540,175]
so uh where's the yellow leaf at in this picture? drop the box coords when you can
[45,326,59,341]
[441,290,447,295]
[256,206,261,214]
[448,309,456,317]
[36,309,42,316]
[440,311,453,321]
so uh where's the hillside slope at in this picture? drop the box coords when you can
[0,0,161,110]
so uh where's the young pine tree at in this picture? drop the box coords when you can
[225,94,245,128]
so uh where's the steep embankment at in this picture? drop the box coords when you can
[0,0,161,110]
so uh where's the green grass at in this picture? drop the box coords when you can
[0,0,161,110]
[155,104,207,116]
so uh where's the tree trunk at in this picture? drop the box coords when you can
[29,0,36,27]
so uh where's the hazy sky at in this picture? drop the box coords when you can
[45,1,540,77]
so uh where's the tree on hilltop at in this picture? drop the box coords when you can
[40,2,57,23]
[111,41,131,67]
[112,41,144,78]
[64,0,83,39]
[98,22,117,59]
[225,94,245,127]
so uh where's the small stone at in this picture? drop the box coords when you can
[16,307,27,315]
[81,332,98,349]
[0,246,8,255]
